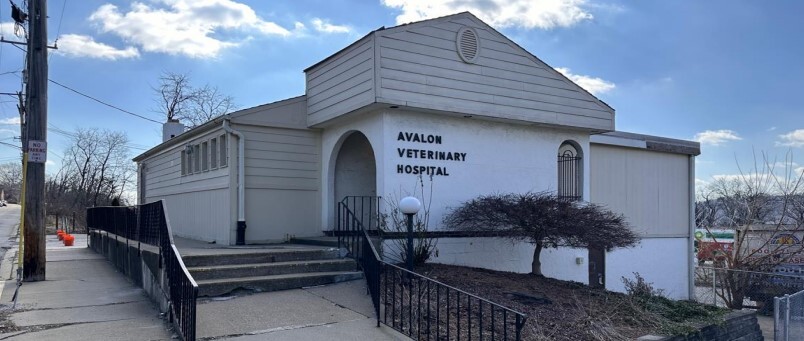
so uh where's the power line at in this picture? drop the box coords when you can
[47,124,150,151]
[55,0,67,40]
[0,140,20,150]
[48,78,161,124]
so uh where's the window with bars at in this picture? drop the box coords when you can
[180,134,228,176]
[220,134,228,167]
[557,142,582,201]
[201,142,209,171]
[210,138,218,169]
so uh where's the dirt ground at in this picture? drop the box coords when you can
[415,263,728,341]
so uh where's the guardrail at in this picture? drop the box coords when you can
[87,201,197,341]
[337,200,527,340]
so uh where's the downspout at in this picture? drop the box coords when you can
[223,119,246,245]
[688,155,696,300]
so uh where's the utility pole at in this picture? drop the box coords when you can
[22,0,48,281]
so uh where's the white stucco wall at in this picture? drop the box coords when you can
[428,238,588,283]
[607,237,690,300]
[320,111,386,230]
[427,237,690,299]
[381,110,590,231]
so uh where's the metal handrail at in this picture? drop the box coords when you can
[337,201,528,340]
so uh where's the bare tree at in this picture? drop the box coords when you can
[443,192,638,276]
[695,185,720,229]
[153,71,237,128]
[0,162,22,202]
[45,128,136,225]
[184,84,236,127]
[155,72,195,122]
[697,151,804,309]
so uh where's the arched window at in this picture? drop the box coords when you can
[558,141,582,201]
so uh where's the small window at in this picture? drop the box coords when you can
[180,150,187,175]
[210,138,218,169]
[186,146,194,174]
[220,134,228,167]
[557,141,582,201]
[202,142,209,171]
[194,144,201,171]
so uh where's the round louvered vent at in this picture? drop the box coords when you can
[456,27,480,64]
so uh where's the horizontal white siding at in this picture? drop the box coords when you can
[236,123,322,242]
[141,127,231,244]
[590,144,691,237]
[306,37,375,126]
[147,189,230,243]
[376,16,613,131]
[232,96,308,129]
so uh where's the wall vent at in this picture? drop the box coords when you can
[456,27,480,64]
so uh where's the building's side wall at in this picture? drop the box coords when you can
[606,238,690,299]
[140,127,232,244]
[306,36,376,127]
[590,144,693,299]
[376,16,613,131]
[590,145,691,237]
[235,123,322,242]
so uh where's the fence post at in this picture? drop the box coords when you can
[785,294,790,341]
[712,267,717,306]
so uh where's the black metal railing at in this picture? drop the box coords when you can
[87,201,198,341]
[337,201,528,340]
[340,196,381,231]
[383,264,526,340]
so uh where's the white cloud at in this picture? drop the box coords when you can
[693,130,742,146]
[555,67,615,95]
[88,1,287,58]
[768,126,777,132]
[777,129,804,147]
[311,18,351,34]
[695,178,708,188]
[0,21,24,37]
[87,1,348,58]
[0,117,20,125]
[56,34,139,60]
[381,0,593,29]
[772,161,799,169]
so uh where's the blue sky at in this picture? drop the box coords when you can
[0,0,802,187]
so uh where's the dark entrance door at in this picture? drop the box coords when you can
[588,247,605,288]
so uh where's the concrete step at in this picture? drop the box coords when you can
[196,271,364,297]
[290,237,339,247]
[188,259,357,281]
[181,248,341,267]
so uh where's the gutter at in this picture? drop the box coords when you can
[222,119,247,245]
[688,155,696,300]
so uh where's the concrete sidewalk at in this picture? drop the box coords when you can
[0,235,173,340]
[0,233,408,340]
[0,234,173,341]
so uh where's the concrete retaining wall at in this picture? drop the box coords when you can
[638,310,763,341]
[88,230,170,314]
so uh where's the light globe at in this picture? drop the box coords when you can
[399,196,422,215]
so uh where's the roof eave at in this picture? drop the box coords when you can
[132,115,229,162]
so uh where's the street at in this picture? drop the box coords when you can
[0,205,20,273]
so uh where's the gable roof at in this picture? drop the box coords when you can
[305,11,614,113]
